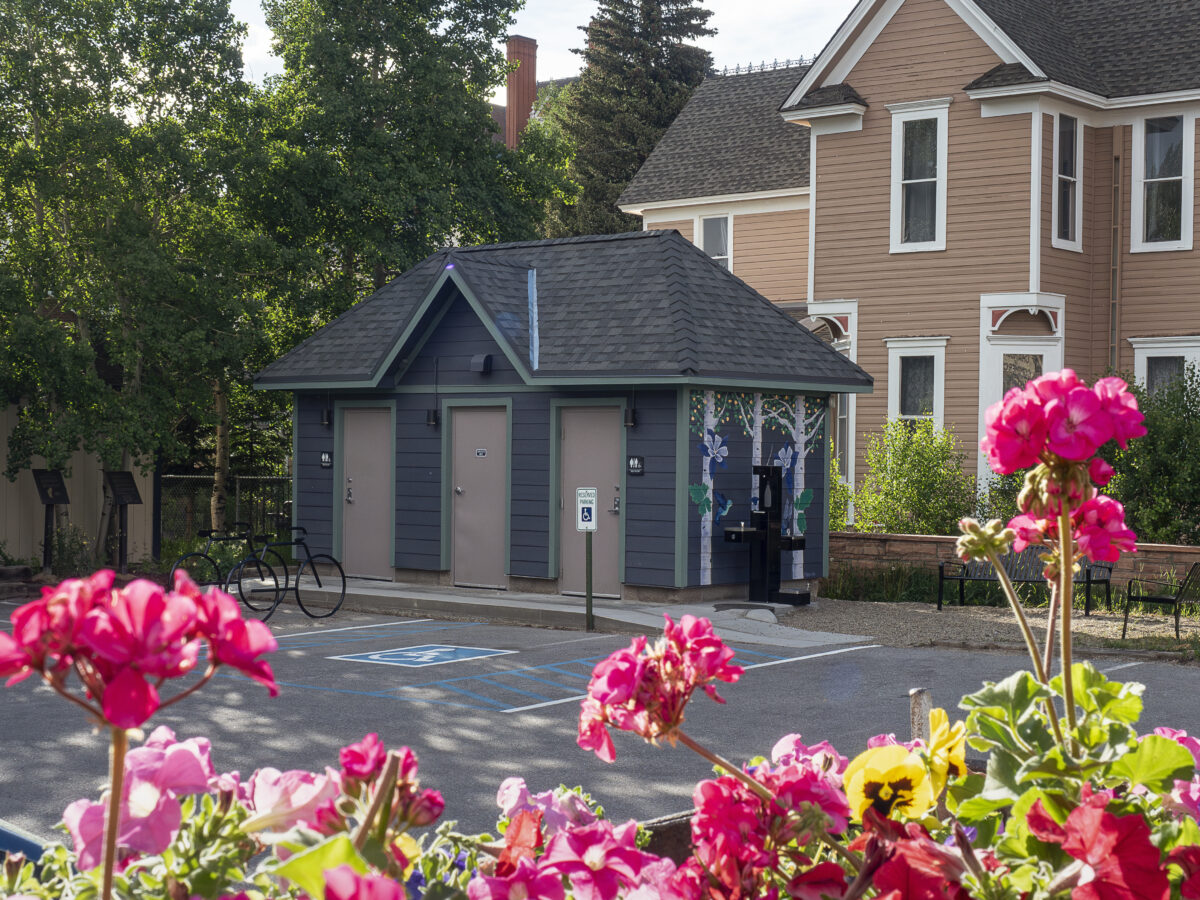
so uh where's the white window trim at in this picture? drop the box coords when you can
[809,299,858,523]
[1128,335,1200,385]
[889,98,950,254]
[1130,113,1195,253]
[884,336,948,427]
[976,292,1065,485]
[1050,112,1084,252]
[697,213,733,269]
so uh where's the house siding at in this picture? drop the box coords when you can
[295,393,336,557]
[655,219,694,241]
[623,389,678,587]
[812,0,1029,479]
[1116,119,1200,371]
[732,209,809,303]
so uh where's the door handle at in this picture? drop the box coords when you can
[455,486,464,495]
[345,487,353,503]
[609,496,620,514]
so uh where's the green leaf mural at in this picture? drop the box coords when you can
[689,483,712,516]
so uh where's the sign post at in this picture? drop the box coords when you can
[32,470,70,575]
[103,472,143,575]
[576,487,597,631]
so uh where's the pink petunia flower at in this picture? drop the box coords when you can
[467,855,565,900]
[242,766,342,832]
[770,735,848,783]
[540,820,647,900]
[323,864,406,900]
[497,778,599,837]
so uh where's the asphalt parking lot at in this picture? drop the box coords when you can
[4,603,1199,841]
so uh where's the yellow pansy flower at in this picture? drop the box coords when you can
[843,744,935,822]
[928,707,967,796]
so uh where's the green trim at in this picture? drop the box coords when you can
[332,400,397,566]
[822,410,830,580]
[369,269,455,386]
[674,388,690,589]
[439,399,513,578]
[291,395,299,533]
[260,374,872,395]
[387,294,456,385]
[447,272,535,384]
[549,399,628,586]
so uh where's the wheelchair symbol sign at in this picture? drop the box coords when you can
[330,644,515,668]
[576,488,597,532]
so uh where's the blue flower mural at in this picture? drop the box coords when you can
[699,429,729,477]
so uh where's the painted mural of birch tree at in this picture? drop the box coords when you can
[762,394,827,578]
[689,390,730,585]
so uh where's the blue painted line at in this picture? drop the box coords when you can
[398,654,602,690]
[434,683,510,709]
[212,672,491,711]
[467,678,551,702]
[504,671,589,692]
[537,666,592,681]
[272,624,479,651]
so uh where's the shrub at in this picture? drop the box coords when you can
[828,440,851,532]
[1109,363,1200,544]
[852,418,976,534]
[975,469,1024,524]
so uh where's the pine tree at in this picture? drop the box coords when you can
[545,0,713,236]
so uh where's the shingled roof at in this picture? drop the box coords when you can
[617,65,811,208]
[255,231,871,391]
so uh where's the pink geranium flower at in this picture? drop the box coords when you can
[1095,376,1148,449]
[340,732,387,781]
[1044,385,1110,460]
[982,386,1049,474]
[577,615,742,762]
[1073,496,1137,563]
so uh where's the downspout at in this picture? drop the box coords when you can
[528,269,539,371]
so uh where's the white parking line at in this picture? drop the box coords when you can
[1101,661,1144,673]
[272,618,433,638]
[499,643,881,714]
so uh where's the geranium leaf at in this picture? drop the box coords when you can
[274,834,369,899]
[1051,662,1144,725]
[981,749,1023,802]
[1109,736,1195,792]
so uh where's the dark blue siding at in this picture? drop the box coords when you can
[624,390,677,587]
[295,393,334,555]
[395,395,442,569]
[510,393,551,577]
[402,295,523,387]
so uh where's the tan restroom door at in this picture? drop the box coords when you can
[342,407,393,578]
[451,407,508,589]
[560,407,622,597]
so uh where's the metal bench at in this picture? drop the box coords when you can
[1123,561,1200,639]
[938,547,1114,613]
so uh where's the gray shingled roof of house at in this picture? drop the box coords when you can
[779,82,868,112]
[617,66,811,207]
[975,0,1200,98]
[963,62,1049,91]
[255,231,872,391]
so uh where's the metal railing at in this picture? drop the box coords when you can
[160,475,291,546]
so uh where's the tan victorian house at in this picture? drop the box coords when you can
[619,0,1200,490]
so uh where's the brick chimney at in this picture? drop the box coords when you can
[505,35,537,149]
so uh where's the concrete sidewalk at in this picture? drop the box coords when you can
[310,578,871,650]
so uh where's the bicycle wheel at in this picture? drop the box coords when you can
[169,553,222,591]
[262,547,291,597]
[295,554,346,618]
[228,559,281,616]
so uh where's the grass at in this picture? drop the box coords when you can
[1098,633,1200,660]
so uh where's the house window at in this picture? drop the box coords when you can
[1052,114,1082,250]
[889,99,950,253]
[1002,353,1042,393]
[1130,336,1200,391]
[700,216,731,269]
[885,336,948,427]
[1147,356,1185,393]
[1132,114,1194,252]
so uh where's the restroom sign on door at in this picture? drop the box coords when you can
[576,487,597,532]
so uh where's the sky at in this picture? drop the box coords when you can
[228,0,859,92]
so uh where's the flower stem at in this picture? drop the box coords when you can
[815,828,863,873]
[159,662,217,711]
[1058,505,1079,745]
[355,751,400,851]
[675,730,773,805]
[101,727,129,900]
[1043,583,1060,679]
[985,548,1066,750]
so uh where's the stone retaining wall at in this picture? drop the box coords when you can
[829,532,1200,586]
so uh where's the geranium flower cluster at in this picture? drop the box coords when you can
[0,570,278,728]
[979,369,1145,564]
[577,614,744,763]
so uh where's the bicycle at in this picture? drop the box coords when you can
[169,522,256,592]
[228,525,345,621]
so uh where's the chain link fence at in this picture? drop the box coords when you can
[160,475,291,550]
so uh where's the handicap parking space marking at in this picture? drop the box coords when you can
[331,644,517,668]
[390,654,610,711]
[274,623,481,652]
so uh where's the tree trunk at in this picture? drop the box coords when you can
[211,381,229,530]
[95,484,114,567]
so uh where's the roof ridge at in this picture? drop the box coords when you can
[450,230,660,255]
[662,232,701,376]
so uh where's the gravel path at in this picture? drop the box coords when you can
[777,594,1192,651]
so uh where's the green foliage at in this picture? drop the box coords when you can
[542,0,713,236]
[688,482,711,516]
[852,418,977,535]
[828,441,851,532]
[975,469,1025,525]
[1108,364,1200,544]
[47,523,93,578]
